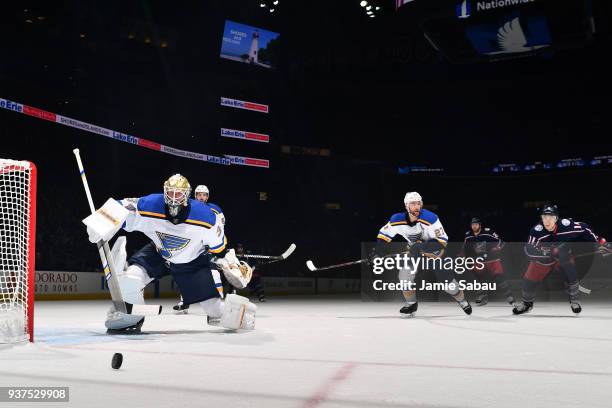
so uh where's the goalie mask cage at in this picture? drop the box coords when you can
[0,159,36,343]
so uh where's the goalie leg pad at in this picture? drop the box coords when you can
[105,264,153,330]
[200,297,223,318]
[218,294,257,330]
[110,236,128,274]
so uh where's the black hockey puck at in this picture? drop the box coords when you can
[111,353,123,369]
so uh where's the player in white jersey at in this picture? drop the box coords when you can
[173,184,226,313]
[376,192,472,316]
[194,184,225,226]
[85,174,256,333]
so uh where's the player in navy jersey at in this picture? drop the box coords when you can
[460,218,515,306]
[513,203,608,315]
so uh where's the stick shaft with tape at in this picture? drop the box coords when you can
[73,148,127,313]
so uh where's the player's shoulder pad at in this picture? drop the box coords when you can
[207,202,223,215]
[533,224,544,232]
[417,208,439,225]
[465,230,471,236]
[186,199,216,228]
[136,193,166,217]
[389,212,408,225]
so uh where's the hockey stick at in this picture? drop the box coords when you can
[574,248,611,294]
[73,149,161,316]
[575,249,612,259]
[306,249,414,272]
[306,258,367,272]
[238,243,296,264]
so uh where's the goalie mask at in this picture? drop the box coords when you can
[164,174,191,217]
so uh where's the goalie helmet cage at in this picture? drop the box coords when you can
[0,159,36,343]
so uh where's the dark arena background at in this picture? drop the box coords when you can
[1,1,611,407]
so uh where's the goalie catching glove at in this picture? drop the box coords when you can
[214,248,253,289]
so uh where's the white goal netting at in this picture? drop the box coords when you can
[0,159,36,343]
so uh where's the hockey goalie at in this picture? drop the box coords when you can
[84,174,256,333]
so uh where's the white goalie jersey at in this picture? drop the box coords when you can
[121,194,227,264]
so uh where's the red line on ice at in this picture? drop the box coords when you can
[302,363,356,408]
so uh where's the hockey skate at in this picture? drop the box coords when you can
[512,301,533,315]
[106,317,145,335]
[569,292,581,314]
[458,299,472,315]
[475,291,488,306]
[400,302,418,317]
[568,285,581,314]
[207,315,221,326]
[173,302,190,314]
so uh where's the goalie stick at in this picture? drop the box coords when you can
[73,148,161,316]
[238,243,296,264]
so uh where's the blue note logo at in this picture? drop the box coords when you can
[156,232,191,259]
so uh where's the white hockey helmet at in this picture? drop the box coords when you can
[404,192,423,205]
[194,185,209,196]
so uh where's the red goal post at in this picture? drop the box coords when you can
[0,159,36,343]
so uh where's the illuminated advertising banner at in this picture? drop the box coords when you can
[220,20,280,69]
[1,97,269,168]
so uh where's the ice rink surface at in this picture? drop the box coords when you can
[3,297,612,408]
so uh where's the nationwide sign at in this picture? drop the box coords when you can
[457,0,537,18]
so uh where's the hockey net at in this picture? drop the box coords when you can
[0,159,36,343]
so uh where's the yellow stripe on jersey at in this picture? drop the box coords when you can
[185,219,213,228]
[390,221,407,226]
[417,218,431,226]
[139,211,166,219]
[209,236,228,254]
[211,208,220,214]
[377,234,392,242]
[435,238,448,247]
